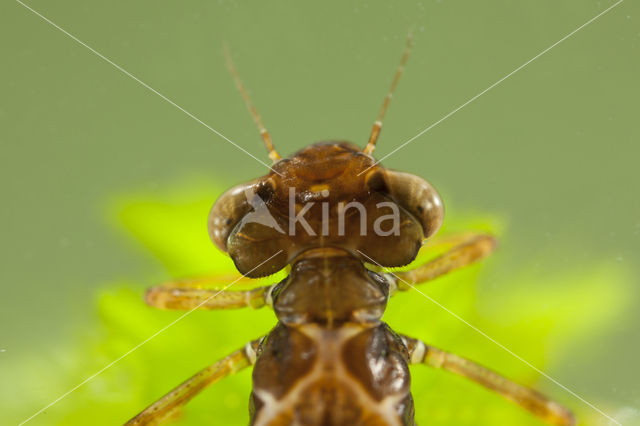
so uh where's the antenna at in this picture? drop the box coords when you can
[224,45,281,163]
[363,33,413,155]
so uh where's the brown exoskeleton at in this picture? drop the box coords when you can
[126,38,575,426]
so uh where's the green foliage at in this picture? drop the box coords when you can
[5,179,633,425]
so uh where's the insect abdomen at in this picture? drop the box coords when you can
[250,322,414,426]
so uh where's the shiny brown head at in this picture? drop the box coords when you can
[208,142,443,277]
[209,39,443,277]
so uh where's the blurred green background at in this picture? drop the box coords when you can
[1,0,639,425]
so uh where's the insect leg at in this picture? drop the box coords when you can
[144,279,275,310]
[124,338,262,425]
[391,233,497,292]
[400,335,575,426]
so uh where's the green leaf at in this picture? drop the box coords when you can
[4,179,633,425]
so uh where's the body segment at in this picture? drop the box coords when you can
[250,253,414,425]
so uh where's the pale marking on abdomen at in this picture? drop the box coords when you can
[252,323,408,426]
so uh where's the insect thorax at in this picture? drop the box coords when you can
[270,250,390,326]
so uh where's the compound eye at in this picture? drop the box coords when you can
[208,178,266,252]
[368,169,444,239]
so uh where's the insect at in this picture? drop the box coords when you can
[125,37,575,426]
